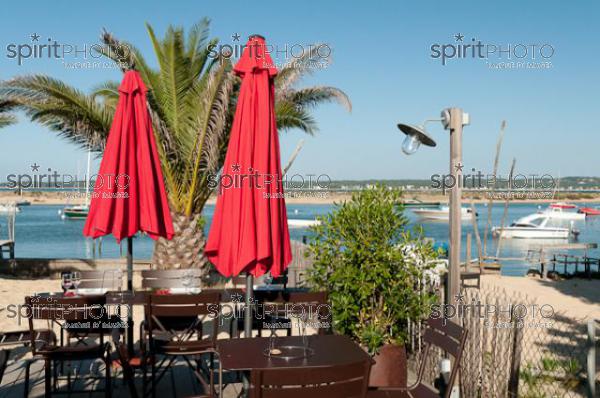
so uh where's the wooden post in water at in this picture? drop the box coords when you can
[470,201,483,273]
[466,233,472,271]
[483,121,506,258]
[495,158,516,260]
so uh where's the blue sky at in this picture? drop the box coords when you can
[0,0,598,180]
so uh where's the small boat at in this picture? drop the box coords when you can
[412,206,476,221]
[0,203,20,214]
[540,204,585,220]
[579,207,600,216]
[548,202,577,209]
[61,147,91,220]
[492,213,571,239]
[15,200,31,207]
[61,205,89,220]
[402,200,441,208]
[287,219,321,228]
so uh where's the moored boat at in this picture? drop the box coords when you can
[287,219,321,228]
[61,205,89,220]
[548,202,577,209]
[579,207,600,216]
[412,206,476,221]
[540,204,585,220]
[492,213,571,239]
[0,203,20,214]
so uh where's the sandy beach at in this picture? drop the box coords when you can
[480,274,600,320]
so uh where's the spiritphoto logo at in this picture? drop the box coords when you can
[218,293,332,330]
[430,33,555,69]
[431,293,555,329]
[3,163,130,192]
[4,299,131,328]
[207,33,331,69]
[207,163,332,194]
[5,33,130,69]
[430,164,556,198]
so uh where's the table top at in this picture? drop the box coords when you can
[217,335,370,371]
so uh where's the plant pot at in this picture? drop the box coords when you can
[369,343,407,388]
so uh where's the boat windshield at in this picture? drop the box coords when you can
[510,217,545,228]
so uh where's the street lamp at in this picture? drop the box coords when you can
[397,108,470,306]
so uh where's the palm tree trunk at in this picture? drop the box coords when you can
[152,211,208,271]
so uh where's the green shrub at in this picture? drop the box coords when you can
[306,185,439,354]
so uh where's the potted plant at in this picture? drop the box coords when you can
[306,185,439,387]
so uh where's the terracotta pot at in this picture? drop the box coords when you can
[368,344,407,388]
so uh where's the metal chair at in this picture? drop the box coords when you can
[77,270,124,290]
[141,269,204,290]
[23,296,112,397]
[367,318,468,398]
[64,271,124,347]
[233,290,330,338]
[0,349,10,385]
[250,358,371,398]
[116,343,213,398]
[145,292,222,397]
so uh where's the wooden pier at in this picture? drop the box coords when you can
[526,243,600,279]
[0,241,14,261]
[0,207,16,261]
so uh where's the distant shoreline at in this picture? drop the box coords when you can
[2,191,599,206]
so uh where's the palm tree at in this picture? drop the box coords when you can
[0,19,351,271]
[0,101,17,128]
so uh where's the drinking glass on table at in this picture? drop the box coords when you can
[71,271,81,295]
[296,309,310,354]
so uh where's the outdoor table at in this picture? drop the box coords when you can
[217,334,370,371]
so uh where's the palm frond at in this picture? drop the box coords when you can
[0,75,112,150]
[275,43,331,91]
[99,29,136,71]
[275,100,317,135]
[279,86,352,112]
[91,81,120,111]
[0,101,17,128]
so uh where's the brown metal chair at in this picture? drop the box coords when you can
[234,290,330,338]
[145,292,222,397]
[250,358,371,398]
[141,269,204,290]
[77,270,124,290]
[367,318,468,398]
[0,349,9,385]
[116,342,212,398]
[139,269,206,355]
[24,295,112,397]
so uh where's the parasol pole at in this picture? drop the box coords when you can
[126,236,134,355]
[244,273,253,337]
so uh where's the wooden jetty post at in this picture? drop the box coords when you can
[0,206,16,261]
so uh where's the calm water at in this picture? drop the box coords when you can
[1,203,599,277]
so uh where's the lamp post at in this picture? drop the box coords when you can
[397,108,470,306]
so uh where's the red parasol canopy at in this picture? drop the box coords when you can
[206,35,292,277]
[83,70,174,242]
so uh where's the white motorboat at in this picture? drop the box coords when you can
[287,219,321,228]
[412,206,476,221]
[492,213,571,239]
[539,203,585,220]
[0,203,20,214]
